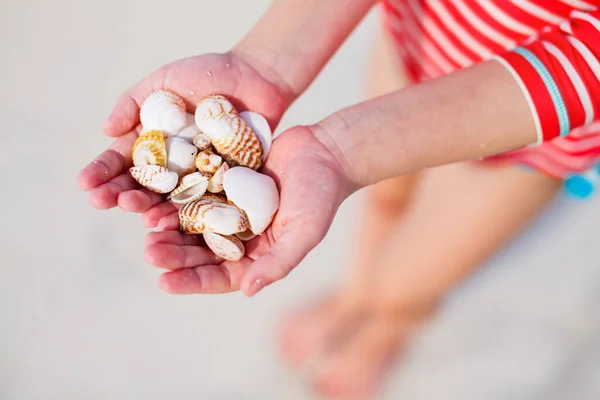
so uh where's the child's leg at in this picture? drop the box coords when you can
[279,24,419,370]
[312,162,562,399]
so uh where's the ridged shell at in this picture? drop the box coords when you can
[207,163,229,193]
[140,89,187,135]
[195,95,263,170]
[130,165,179,194]
[167,172,209,205]
[203,232,245,261]
[195,148,223,174]
[179,199,248,235]
[240,111,272,160]
[174,113,201,142]
[200,193,228,203]
[235,229,257,242]
[193,132,211,151]
[132,130,167,167]
[223,167,279,235]
[166,137,198,177]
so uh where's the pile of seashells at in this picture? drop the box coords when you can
[129,89,279,261]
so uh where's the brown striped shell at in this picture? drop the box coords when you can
[179,199,248,235]
[203,232,245,261]
[130,165,179,194]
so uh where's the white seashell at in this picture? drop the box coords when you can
[203,232,245,261]
[240,111,272,160]
[130,165,179,194]
[195,95,263,170]
[223,167,279,235]
[192,132,211,151]
[174,113,201,142]
[140,89,187,135]
[167,172,209,205]
[166,137,198,177]
[235,229,257,242]
[195,148,223,174]
[132,130,167,167]
[179,199,248,235]
[207,163,229,193]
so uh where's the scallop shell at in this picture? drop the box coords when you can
[167,172,209,205]
[223,167,279,235]
[195,95,263,170]
[174,113,201,142]
[203,232,245,261]
[130,165,179,194]
[193,132,211,151]
[207,163,229,193]
[132,130,167,167]
[240,111,272,160]
[235,229,257,242]
[195,148,223,174]
[179,199,248,235]
[140,89,187,135]
[166,137,198,177]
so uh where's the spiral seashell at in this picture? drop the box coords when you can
[179,199,248,235]
[166,137,198,177]
[167,172,209,205]
[193,132,211,151]
[240,111,272,161]
[130,165,179,194]
[195,95,263,170]
[132,130,167,167]
[203,232,245,261]
[174,113,201,143]
[140,89,187,135]
[223,167,279,235]
[195,148,223,174]
[207,163,229,193]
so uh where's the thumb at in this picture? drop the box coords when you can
[103,81,156,137]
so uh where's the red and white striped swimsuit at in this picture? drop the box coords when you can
[382,0,600,182]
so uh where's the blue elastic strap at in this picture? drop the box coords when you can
[513,47,570,137]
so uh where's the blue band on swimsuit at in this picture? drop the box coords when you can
[513,47,570,137]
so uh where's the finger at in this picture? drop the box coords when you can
[157,212,180,231]
[145,231,203,246]
[142,202,178,228]
[118,189,163,213]
[78,131,138,191]
[145,244,220,270]
[103,78,157,137]
[158,259,252,294]
[88,174,139,210]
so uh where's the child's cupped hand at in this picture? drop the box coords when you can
[78,52,354,296]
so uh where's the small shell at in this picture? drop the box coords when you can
[203,232,245,261]
[207,163,229,193]
[240,111,272,160]
[195,95,263,170]
[167,172,209,205]
[130,165,179,194]
[179,199,248,235]
[140,89,187,135]
[193,132,211,151]
[200,193,228,203]
[195,148,223,174]
[223,167,279,235]
[235,229,257,242]
[166,137,198,177]
[174,113,201,142]
[132,130,167,167]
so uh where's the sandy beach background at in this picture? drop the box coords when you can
[1,1,599,398]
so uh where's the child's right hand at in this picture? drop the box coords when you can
[78,51,293,214]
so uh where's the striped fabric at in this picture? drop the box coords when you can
[382,0,600,183]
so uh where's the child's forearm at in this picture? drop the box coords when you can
[233,0,377,101]
[314,60,539,186]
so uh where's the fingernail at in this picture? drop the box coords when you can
[244,278,266,297]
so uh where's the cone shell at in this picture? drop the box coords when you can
[207,163,229,193]
[140,89,187,135]
[203,232,245,261]
[179,199,248,235]
[223,167,279,235]
[166,137,198,177]
[195,95,263,170]
[167,172,209,205]
[240,111,272,160]
[195,148,223,174]
[193,132,211,151]
[130,165,179,194]
[132,130,167,167]
[174,113,201,143]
